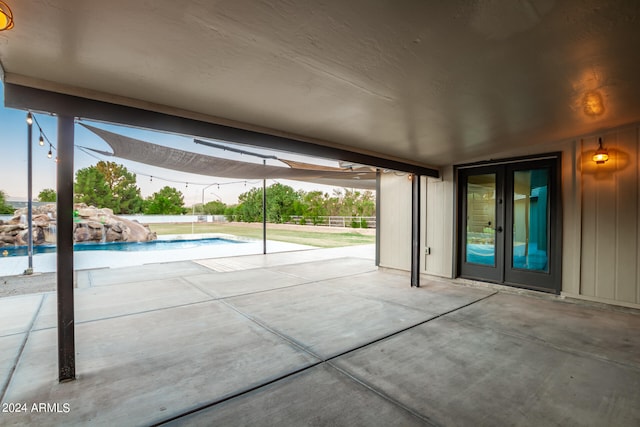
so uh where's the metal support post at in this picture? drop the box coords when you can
[26,113,34,274]
[57,115,76,382]
[262,159,267,255]
[411,175,421,287]
[375,169,381,267]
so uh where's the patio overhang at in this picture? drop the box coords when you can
[3,82,439,178]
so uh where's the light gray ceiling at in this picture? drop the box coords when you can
[1,0,639,167]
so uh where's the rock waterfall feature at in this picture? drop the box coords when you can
[0,203,156,248]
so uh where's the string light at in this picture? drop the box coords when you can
[29,113,57,160]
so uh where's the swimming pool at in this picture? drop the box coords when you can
[1,237,245,257]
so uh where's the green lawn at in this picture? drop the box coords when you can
[148,223,375,248]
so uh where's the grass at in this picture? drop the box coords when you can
[148,223,375,248]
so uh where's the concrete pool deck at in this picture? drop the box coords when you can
[0,235,314,277]
[1,245,639,426]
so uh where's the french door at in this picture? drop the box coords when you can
[457,156,561,293]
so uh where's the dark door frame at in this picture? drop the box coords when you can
[455,153,562,294]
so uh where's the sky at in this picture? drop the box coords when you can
[0,84,347,206]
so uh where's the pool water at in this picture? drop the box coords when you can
[1,238,244,257]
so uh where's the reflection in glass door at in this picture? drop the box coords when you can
[466,174,496,267]
[459,167,503,283]
[511,169,549,272]
[458,156,561,293]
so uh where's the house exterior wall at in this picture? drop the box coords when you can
[379,123,640,309]
[575,126,640,307]
[378,173,412,271]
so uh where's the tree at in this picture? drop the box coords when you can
[37,188,57,202]
[302,191,328,224]
[236,187,263,222]
[144,186,187,214]
[328,189,376,217]
[74,162,143,213]
[203,200,227,215]
[74,166,112,208]
[95,161,143,214]
[224,205,239,222]
[235,183,301,223]
[266,183,299,223]
[0,190,14,214]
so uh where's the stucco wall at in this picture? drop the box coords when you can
[379,123,640,309]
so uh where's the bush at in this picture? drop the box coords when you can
[299,217,307,225]
[351,220,361,228]
[360,219,368,228]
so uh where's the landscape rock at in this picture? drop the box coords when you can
[0,203,156,247]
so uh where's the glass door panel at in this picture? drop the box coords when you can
[458,156,560,293]
[459,166,504,283]
[512,169,549,272]
[466,174,496,266]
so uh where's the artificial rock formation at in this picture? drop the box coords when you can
[0,203,156,247]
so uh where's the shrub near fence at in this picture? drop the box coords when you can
[288,216,376,229]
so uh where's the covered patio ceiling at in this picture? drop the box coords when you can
[1,1,639,168]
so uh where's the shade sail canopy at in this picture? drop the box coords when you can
[82,124,377,190]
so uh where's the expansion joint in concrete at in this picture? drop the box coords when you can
[0,293,46,402]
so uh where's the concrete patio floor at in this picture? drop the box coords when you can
[1,245,639,426]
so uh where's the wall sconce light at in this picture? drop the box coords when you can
[0,1,14,31]
[592,138,609,164]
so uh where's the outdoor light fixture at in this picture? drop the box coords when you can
[0,1,14,31]
[26,112,33,125]
[592,137,609,164]
[39,133,44,146]
[47,145,52,159]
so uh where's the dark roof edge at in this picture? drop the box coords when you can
[4,83,439,178]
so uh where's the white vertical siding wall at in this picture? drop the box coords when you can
[378,173,412,271]
[424,168,455,278]
[577,126,640,306]
[378,123,640,309]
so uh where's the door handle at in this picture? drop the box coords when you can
[496,226,503,233]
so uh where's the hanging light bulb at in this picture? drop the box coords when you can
[47,145,53,159]
[150,176,153,182]
[55,157,59,163]
[39,133,44,146]
[26,112,33,125]
[592,137,609,164]
[186,182,189,188]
